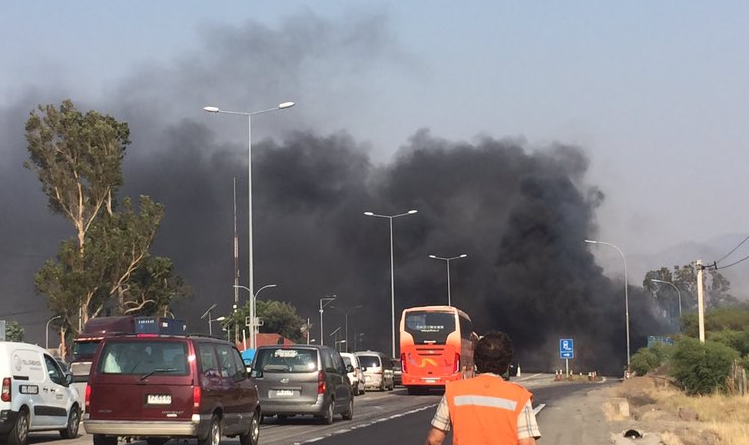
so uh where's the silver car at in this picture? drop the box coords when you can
[355,351,394,391]
[252,345,354,425]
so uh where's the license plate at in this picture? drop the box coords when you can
[424,379,437,383]
[273,389,295,397]
[147,394,171,405]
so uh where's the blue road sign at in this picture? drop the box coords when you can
[559,338,574,359]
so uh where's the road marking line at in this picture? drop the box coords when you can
[292,403,438,445]
[533,403,546,415]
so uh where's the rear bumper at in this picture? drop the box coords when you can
[402,373,462,386]
[363,374,383,388]
[83,414,209,437]
[0,410,18,435]
[260,394,327,416]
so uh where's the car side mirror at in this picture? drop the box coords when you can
[361,366,367,372]
[346,364,354,373]
[250,369,263,379]
[65,372,73,385]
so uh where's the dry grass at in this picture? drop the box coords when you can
[617,376,749,445]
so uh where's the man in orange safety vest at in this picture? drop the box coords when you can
[424,331,540,445]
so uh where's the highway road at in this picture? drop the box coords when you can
[26,373,617,445]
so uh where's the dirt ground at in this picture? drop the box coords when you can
[598,376,722,445]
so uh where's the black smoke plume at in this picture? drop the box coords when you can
[0,11,665,373]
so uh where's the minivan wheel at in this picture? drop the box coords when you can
[342,397,353,421]
[197,415,221,445]
[7,408,29,445]
[321,401,335,425]
[239,410,259,445]
[379,380,385,392]
[93,435,117,445]
[60,406,80,439]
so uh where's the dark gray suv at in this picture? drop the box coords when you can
[251,345,353,425]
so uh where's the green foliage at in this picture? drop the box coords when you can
[25,99,130,236]
[227,298,305,343]
[630,343,672,376]
[5,321,24,342]
[630,347,661,376]
[669,337,738,395]
[25,100,186,333]
[707,329,749,356]
[682,306,749,339]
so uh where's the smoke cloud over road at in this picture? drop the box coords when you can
[0,11,665,373]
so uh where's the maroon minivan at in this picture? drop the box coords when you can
[83,334,259,445]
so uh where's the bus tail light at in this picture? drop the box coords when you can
[192,386,202,412]
[1,378,10,402]
[84,384,90,410]
[401,354,407,373]
[317,371,326,394]
[454,354,461,374]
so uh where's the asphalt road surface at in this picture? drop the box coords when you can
[26,373,616,445]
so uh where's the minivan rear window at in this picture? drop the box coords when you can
[97,341,189,375]
[357,355,381,368]
[73,340,100,359]
[254,348,317,373]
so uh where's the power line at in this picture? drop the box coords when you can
[716,233,749,264]
[716,253,749,271]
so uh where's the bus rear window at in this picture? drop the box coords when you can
[405,311,456,344]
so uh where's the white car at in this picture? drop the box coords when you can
[340,352,365,395]
[0,341,81,445]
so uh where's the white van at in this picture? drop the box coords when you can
[0,342,81,445]
[340,352,366,395]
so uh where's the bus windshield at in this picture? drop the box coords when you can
[404,311,456,345]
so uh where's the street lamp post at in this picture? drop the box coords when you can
[45,315,61,350]
[234,284,277,347]
[319,296,337,346]
[212,316,226,338]
[200,303,219,336]
[203,101,295,350]
[650,279,682,319]
[585,239,630,371]
[331,305,363,352]
[364,209,418,358]
[428,254,468,306]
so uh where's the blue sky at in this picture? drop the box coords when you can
[3,1,749,270]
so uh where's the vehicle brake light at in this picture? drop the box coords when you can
[401,353,407,374]
[454,353,461,373]
[136,333,158,338]
[193,386,201,412]
[317,371,326,394]
[84,384,91,410]
[1,378,10,402]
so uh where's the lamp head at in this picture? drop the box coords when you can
[584,239,597,244]
[459,254,468,258]
[278,102,295,109]
[215,316,226,322]
[428,255,438,259]
[363,211,374,216]
[203,106,220,113]
[407,209,418,214]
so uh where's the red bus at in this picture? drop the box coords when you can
[400,305,478,394]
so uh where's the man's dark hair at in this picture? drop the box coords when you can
[474,331,513,375]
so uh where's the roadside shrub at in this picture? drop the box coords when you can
[631,347,661,376]
[669,337,738,395]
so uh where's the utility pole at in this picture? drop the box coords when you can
[696,259,706,343]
